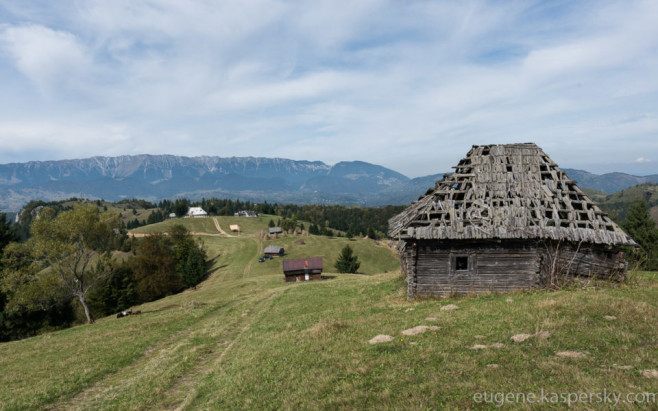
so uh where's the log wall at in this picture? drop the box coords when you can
[405,240,540,297]
[403,239,627,298]
[537,242,626,284]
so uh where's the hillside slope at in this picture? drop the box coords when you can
[0,220,656,409]
[589,182,658,224]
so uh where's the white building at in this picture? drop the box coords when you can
[186,207,208,218]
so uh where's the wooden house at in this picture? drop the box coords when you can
[388,143,636,298]
[268,227,283,235]
[186,207,208,218]
[283,257,323,282]
[264,245,285,257]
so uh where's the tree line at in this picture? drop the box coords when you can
[0,205,206,342]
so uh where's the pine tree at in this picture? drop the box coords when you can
[0,213,16,255]
[334,245,360,273]
[623,199,658,269]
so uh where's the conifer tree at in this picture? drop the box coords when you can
[623,199,658,270]
[334,245,360,273]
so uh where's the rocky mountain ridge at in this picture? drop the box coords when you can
[0,155,656,211]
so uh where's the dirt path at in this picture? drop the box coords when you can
[50,288,280,411]
[129,231,224,238]
[164,293,277,411]
[213,218,235,237]
[242,239,263,279]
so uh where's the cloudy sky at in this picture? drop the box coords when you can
[0,0,656,177]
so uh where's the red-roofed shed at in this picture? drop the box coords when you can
[282,257,323,282]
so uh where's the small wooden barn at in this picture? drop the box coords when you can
[269,227,283,235]
[388,143,636,298]
[264,245,285,257]
[283,257,323,282]
[229,224,240,232]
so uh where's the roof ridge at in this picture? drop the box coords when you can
[388,143,635,246]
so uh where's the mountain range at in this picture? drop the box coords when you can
[0,154,656,211]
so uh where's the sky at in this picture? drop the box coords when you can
[0,0,657,178]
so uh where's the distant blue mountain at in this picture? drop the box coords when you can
[0,155,410,210]
[0,155,655,211]
[562,169,658,194]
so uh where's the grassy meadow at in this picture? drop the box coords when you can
[0,217,656,410]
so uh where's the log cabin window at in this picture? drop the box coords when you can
[450,253,476,276]
[455,256,469,271]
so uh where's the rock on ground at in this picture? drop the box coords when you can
[369,335,394,344]
[440,304,459,311]
[471,343,504,350]
[555,351,588,358]
[640,369,658,378]
[511,331,550,342]
[401,325,440,336]
[511,333,534,343]
[536,331,551,339]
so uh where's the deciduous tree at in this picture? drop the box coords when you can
[28,204,120,323]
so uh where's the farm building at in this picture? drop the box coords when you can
[269,227,283,235]
[283,257,323,282]
[229,224,240,232]
[264,245,285,257]
[186,207,208,218]
[388,143,636,298]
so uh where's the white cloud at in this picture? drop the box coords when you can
[636,157,652,163]
[0,24,90,93]
[0,0,656,178]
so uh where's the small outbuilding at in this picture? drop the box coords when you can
[283,257,323,282]
[229,224,240,232]
[388,143,636,298]
[234,210,258,217]
[269,227,283,235]
[264,245,285,257]
[186,207,208,218]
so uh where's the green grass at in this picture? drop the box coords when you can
[130,217,219,235]
[129,214,281,236]
[0,231,656,410]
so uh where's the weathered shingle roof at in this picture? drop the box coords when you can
[283,257,323,273]
[388,143,635,246]
[264,245,284,254]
